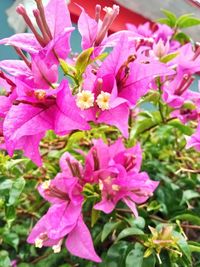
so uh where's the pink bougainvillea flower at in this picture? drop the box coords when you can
[0,0,73,64]
[171,43,200,74]
[171,108,199,124]
[162,45,200,109]
[59,139,158,217]
[78,73,130,137]
[84,139,159,216]
[77,4,120,55]
[0,53,58,89]
[126,22,153,39]
[27,169,101,262]
[0,70,16,94]
[97,34,175,106]
[2,80,90,165]
[186,122,200,151]
[0,33,41,54]
[162,72,196,108]
[77,34,174,137]
[126,22,179,53]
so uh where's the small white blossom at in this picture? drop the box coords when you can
[76,90,94,110]
[112,184,120,191]
[41,180,51,190]
[52,240,62,253]
[35,237,43,248]
[96,92,111,111]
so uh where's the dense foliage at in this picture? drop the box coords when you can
[0,1,200,266]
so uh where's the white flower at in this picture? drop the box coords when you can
[41,180,51,190]
[96,91,111,111]
[76,90,94,110]
[35,237,43,248]
[52,240,63,253]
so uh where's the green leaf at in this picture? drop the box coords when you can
[101,221,121,242]
[91,52,108,62]
[142,254,156,267]
[125,216,145,229]
[168,119,193,135]
[161,9,177,27]
[3,232,19,250]
[5,205,16,227]
[131,111,162,137]
[18,264,32,267]
[157,18,171,27]
[174,32,191,44]
[188,241,200,253]
[180,189,200,205]
[103,241,129,267]
[160,52,179,63]
[173,231,191,263]
[147,200,161,212]
[8,177,25,206]
[59,59,76,75]
[0,179,13,190]
[125,243,144,267]
[171,213,200,225]
[140,91,160,105]
[0,250,11,267]
[177,14,200,28]
[117,227,144,241]
[75,47,94,80]
[91,209,100,227]
[159,251,172,267]
[6,158,29,170]
[67,131,85,149]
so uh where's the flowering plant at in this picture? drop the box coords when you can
[0,1,200,266]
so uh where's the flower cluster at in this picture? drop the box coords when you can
[27,139,158,262]
[0,0,200,263]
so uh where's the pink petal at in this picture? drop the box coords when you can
[0,33,41,53]
[123,197,138,217]
[0,60,31,77]
[46,203,81,239]
[55,80,90,134]
[94,198,115,214]
[66,216,101,262]
[98,34,130,77]
[45,0,72,37]
[77,6,98,50]
[97,103,129,138]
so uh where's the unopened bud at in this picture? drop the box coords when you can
[153,39,169,59]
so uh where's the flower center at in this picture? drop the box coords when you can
[34,89,46,100]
